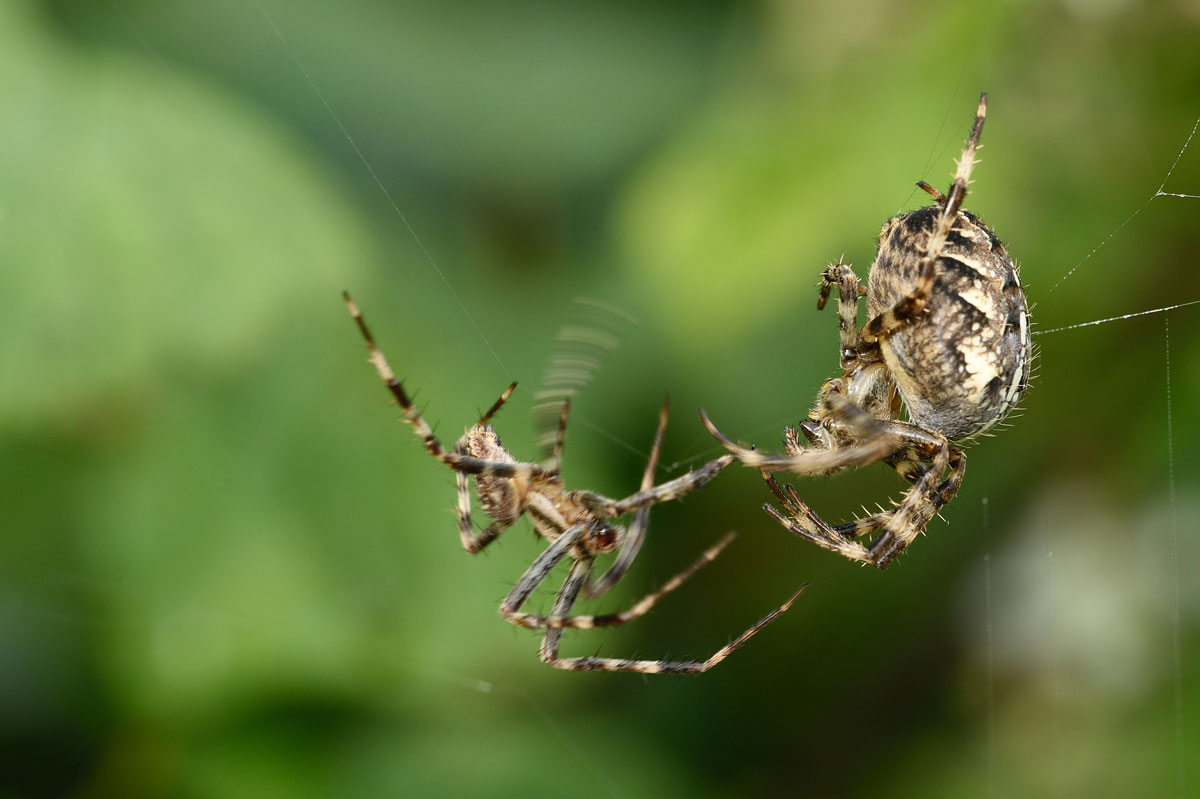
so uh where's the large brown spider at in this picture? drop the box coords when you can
[344,293,803,673]
[701,93,1031,569]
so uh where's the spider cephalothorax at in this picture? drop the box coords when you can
[344,293,803,673]
[701,93,1031,569]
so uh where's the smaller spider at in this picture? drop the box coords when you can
[345,292,803,674]
[700,93,1030,569]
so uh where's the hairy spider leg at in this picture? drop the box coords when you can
[818,260,866,373]
[760,427,967,568]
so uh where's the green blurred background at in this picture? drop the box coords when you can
[3,0,1199,795]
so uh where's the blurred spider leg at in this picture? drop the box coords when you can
[542,400,570,475]
[587,395,670,598]
[862,93,987,344]
[508,533,735,630]
[701,407,894,476]
[540,558,807,674]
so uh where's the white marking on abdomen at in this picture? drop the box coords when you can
[958,285,996,317]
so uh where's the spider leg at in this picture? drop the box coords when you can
[452,465,516,554]
[760,422,968,569]
[818,259,871,374]
[541,399,570,475]
[865,441,952,567]
[507,532,734,629]
[498,524,585,621]
[344,292,550,482]
[759,473,877,563]
[570,451,734,520]
[915,180,946,203]
[586,395,670,598]
[762,473,889,542]
[538,557,806,674]
[475,381,518,427]
[867,446,966,567]
[861,93,987,345]
[933,448,967,510]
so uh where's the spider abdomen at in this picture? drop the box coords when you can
[867,206,1030,442]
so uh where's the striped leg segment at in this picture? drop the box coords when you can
[345,291,452,462]
[862,92,987,344]
[344,292,547,477]
[475,382,517,426]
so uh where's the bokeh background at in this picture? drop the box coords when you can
[4,0,1199,795]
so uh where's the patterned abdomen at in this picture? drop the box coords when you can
[866,206,1031,442]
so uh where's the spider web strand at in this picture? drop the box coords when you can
[1033,298,1200,336]
[1046,110,1200,298]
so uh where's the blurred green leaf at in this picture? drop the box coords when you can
[0,0,371,427]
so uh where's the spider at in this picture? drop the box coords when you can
[344,292,804,673]
[700,93,1031,569]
